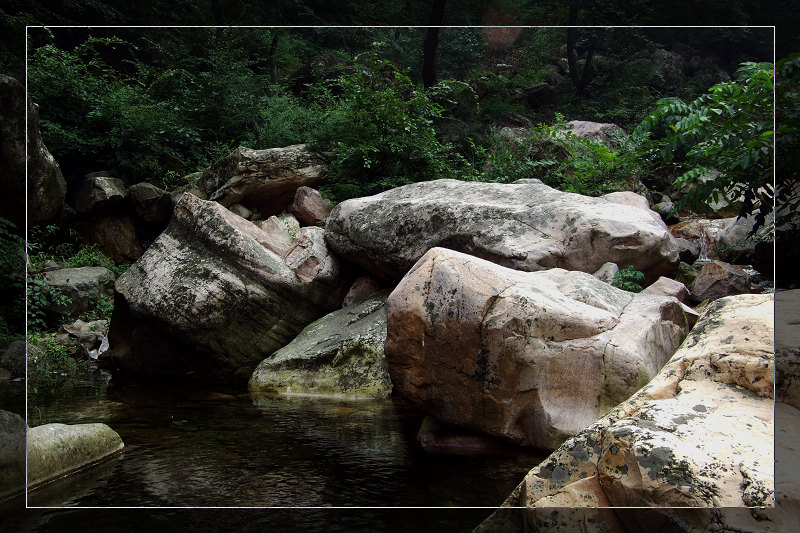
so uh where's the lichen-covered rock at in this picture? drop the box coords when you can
[105,193,345,384]
[690,260,750,302]
[386,247,690,450]
[249,291,391,399]
[42,266,116,317]
[326,179,678,283]
[196,144,329,217]
[27,422,124,489]
[476,293,775,532]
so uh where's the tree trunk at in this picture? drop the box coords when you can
[566,0,595,95]
[269,32,280,84]
[422,0,446,89]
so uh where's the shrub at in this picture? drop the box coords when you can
[26,278,72,332]
[612,265,645,293]
[27,331,84,380]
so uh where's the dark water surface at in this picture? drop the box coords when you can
[8,373,542,531]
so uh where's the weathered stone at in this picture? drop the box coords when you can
[326,179,679,283]
[386,247,690,450]
[249,291,391,399]
[592,261,618,284]
[565,120,626,147]
[59,319,108,354]
[129,182,172,225]
[342,276,383,308]
[479,294,774,530]
[643,276,689,302]
[600,191,650,212]
[1,341,40,377]
[228,203,253,219]
[74,212,143,264]
[669,218,734,261]
[41,267,116,317]
[522,83,558,108]
[690,260,751,302]
[1,75,68,227]
[776,289,800,409]
[652,200,679,224]
[289,186,332,227]
[256,214,300,257]
[27,422,124,489]
[196,144,329,217]
[674,261,699,288]
[70,174,127,214]
[0,410,25,501]
[105,193,345,384]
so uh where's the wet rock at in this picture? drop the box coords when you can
[106,193,345,384]
[669,218,734,261]
[477,294,775,531]
[0,410,25,500]
[714,214,773,265]
[27,422,124,489]
[289,186,332,227]
[249,291,391,399]
[417,416,521,455]
[342,276,383,308]
[326,179,679,284]
[674,236,701,264]
[196,144,329,218]
[386,247,690,450]
[652,200,679,224]
[129,182,172,226]
[690,260,751,302]
[41,267,116,317]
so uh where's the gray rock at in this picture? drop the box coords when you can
[70,174,128,214]
[196,144,329,218]
[249,291,392,399]
[228,203,253,219]
[0,410,25,501]
[27,422,124,489]
[1,340,40,377]
[565,120,626,147]
[592,262,619,284]
[129,182,172,225]
[387,247,691,450]
[325,179,679,284]
[41,266,116,317]
[105,193,346,384]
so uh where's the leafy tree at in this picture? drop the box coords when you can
[634,61,774,231]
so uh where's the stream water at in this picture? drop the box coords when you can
[4,371,543,532]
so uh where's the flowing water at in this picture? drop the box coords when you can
[4,371,543,532]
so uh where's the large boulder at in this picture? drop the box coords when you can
[477,293,776,532]
[70,173,127,214]
[105,193,345,384]
[326,179,679,283]
[690,260,751,302]
[195,144,329,218]
[249,291,392,399]
[27,422,124,489]
[564,120,626,147]
[128,182,172,226]
[42,266,116,317]
[386,247,690,450]
[288,186,332,227]
[0,75,67,227]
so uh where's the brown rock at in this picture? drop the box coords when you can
[289,186,332,226]
[690,260,750,302]
[642,276,689,302]
[386,247,690,450]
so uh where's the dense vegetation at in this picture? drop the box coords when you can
[0,16,791,376]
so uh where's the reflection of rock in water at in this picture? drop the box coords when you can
[26,451,120,507]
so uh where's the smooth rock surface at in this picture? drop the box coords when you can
[249,291,392,399]
[326,179,679,283]
[197,144,329,217]
[476,293,775,532]
[386,247,690,450]
[289,186,332,226]
[106,193,345,384]
[27,423,124,489]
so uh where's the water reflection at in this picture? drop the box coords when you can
[24,377,542,511]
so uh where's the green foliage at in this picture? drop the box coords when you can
[244,88,319,149]
[612,265,645,293]
[0,218,25,339]
[311,51,459,201]
[28,225,128,277]
[634,61,774,230]
[26,278,71,332]
[83,296,115,322]
[27,331,83,380]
